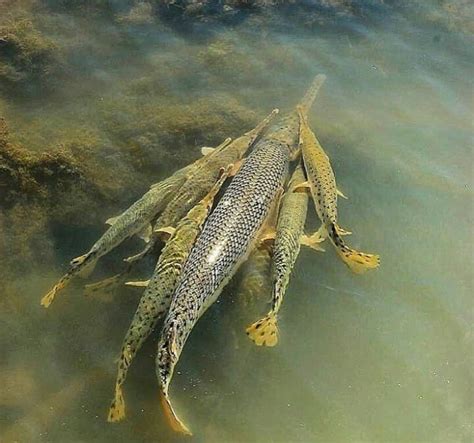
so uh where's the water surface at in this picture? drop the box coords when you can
[1,2,473,442]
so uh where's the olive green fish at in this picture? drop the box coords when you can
[107,165,233,423]
[155,74,327,436]
[40,155,207,308]
[129,109,279,262]
[235,246,273,308]
[246,162,324,346]
[297,106,380,273]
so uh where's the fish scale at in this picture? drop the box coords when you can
[173,140,288,317]
[155,74,327,436]
[106,166,232,423]
[245,163,323,347]
[298,106,380,274]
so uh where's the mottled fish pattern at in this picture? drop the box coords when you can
[246,162,323,346]
[298,106,380,273]
[155,75,327,435]
[40,163,200,308]
[126,110,278,264]
[107,166,232,423]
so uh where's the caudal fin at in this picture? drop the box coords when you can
[107,386,125,422]
[246,314,279,347]
[159,391,192,436]
[40,280,67,308]
[336,248,380,274]
[329,224,380,274]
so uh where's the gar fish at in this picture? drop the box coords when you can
[155,74,327,435]
[107,165,233,423]
[246,162,324,346]
[235,246,273,308]
[296,106,380,273]
[129,109,279,262]
[40,148,218,308]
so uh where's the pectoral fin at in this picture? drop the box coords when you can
[106,216,121,226]
[259,231,276,247]
[301,232,325,252]
[154,226,176,242]
[137,224,153,243]
[229,159,244,176]
[125,280,150,287]
[292,181,311,194]
[337,188,348,199]
[201,147,215,156]
[336,224,352,236]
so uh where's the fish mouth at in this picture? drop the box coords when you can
[159,391,192,436]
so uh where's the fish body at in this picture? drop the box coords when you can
[155,75,327,435]
[235,246,272,307]
[151,109,279,235]
[246,162,321,346]
[107,166,232,423]
[298,107,380,273]
[40,163,199,308]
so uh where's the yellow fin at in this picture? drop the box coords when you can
[70,253,87,267]
[292,181,311,193]
[154,225,176,242]
[229,159,244,176]
[337,188,348,199]
[337,249,380,274]
[137,224,152,243]
[40,281,65,308]
[69,254,97,278]
[201,147,215,156]
[160,392,192,436]
[107,386,125,423]
[246,314,278,347]
[336,224,352,236]
[125,280,150,287]
[259,230,276,247]
[106,215,120,226]
[300,232,325,252]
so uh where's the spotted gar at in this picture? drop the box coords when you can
[297,106,380,273]
[128,110,279,262]
[39,156,212,308]
[155,74,327,435]
[246,162,324,347]
[107,165,232,423]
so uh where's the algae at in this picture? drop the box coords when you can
[0,11,63,93]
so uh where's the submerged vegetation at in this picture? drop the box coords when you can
[1,0,472,440]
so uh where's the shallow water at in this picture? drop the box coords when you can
[1,2,473,442]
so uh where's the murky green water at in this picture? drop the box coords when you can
[1,2,473,442]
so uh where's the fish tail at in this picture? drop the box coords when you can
[246,313,279,347]
[159,391,192,436]
[40,276,69,308]
[297,74,327,116]
[328,224,380,274]
[41,252,100,307]
[107,385,125,422]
